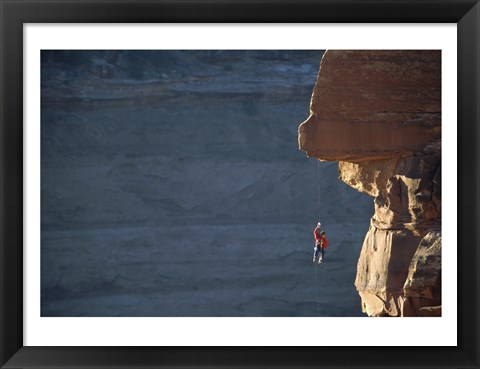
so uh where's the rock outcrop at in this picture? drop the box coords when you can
[298,50,441,316]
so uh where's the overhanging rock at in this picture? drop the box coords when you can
[298,50,442,316]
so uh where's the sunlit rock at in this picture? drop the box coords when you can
[299,50,441,316]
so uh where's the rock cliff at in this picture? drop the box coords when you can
[298,50,441,316]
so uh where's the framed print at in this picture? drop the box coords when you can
[1,0,479,368]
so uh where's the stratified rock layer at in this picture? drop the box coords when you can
[299,50,441,162]
[299,50,441,316]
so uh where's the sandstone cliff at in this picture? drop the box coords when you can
[298,50,441,316]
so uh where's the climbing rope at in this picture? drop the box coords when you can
[312,159,322,316]
[312,159,332,315]
[313,261,320,317]
[317,160,321,222]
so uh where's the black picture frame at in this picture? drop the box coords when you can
[1,1,479,368]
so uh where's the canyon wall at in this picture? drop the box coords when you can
[299,50,441,316]
[41,50,374,317]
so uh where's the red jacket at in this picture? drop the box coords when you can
[314,228,329,248]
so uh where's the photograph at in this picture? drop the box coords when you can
[40,49,441,318]
[1,1,479,365]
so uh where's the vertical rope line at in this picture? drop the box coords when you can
[317,160,321,221]
[314,159,321,316]
[313,262,320,317]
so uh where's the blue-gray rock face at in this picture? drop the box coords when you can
[41,50,372,317]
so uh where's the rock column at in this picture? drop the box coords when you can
[298,50,441,316]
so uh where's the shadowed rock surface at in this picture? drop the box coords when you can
[298,50,441,317]
[41,50,373,317]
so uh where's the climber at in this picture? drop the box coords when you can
[312,223,329,263]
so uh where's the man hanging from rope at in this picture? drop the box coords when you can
[313,222,329,263]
